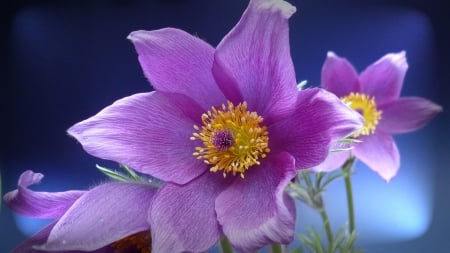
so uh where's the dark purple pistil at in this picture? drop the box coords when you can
[212,130,234,151]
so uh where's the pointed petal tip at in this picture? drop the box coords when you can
[384,51,408,69]
[127,29,161,43]
[425,100,443,120]
[326,51,337,58]
[432,103,443,113]
[379,170,396,183]
[378,97,442,134]
[127,30,145,42]
[66,125,76,137]
[127,28,180,43]
[254,0,296,19]
[354,133,400,183]
[66,123,84,143]
[372,160,399,183]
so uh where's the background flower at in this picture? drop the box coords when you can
[313,51,442,181]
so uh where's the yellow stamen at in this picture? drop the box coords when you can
[111,231,151,253]
[341,92,382,137]
[191,101,270,178]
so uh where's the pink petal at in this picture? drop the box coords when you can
[11,222,110,253]
[36,182,156,251]
[212,0,297,122]
[321,51,360,97]
[216,152,296,253]
[10,222,55,253]
[378,97,442,134]
[149,173,232,253]
[359,51,408,104]
[269,88,364,169]
[353,132,400,182]
[3,170,85,219]
[128,28,226,110]
[310,150,351,173]
[68,91,207,184]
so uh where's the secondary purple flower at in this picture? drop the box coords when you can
[67,0,363,252]
[313,51,442,181]
[4,170,156,252]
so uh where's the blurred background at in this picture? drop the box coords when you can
[1,0,448,252]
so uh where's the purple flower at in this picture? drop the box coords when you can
[67,0,363,252]
[4,170,156,252]
[313,51,442,181]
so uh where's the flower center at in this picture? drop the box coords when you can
[341,92,382,137]
[110,231,151,253]
[191,101,270,178]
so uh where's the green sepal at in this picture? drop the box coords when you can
[96,164,133,182]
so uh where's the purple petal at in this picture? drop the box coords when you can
[68,92,207,184]
[36,182,156,251]
[378,97,442,134]
[359,51,408,104]
[128,28,226,110]
[3,170,85,219]
[353,132,400,182]
[310,150,351,173]
[321,51,360,97]
[212,0,297,122]
[216,152,296,253]
[149,173,232,253]
[11,222,55,253]
[269,88,364,169]
[11,222,111,253]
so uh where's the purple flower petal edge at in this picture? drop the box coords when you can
[36,182,156,251]
[360,51,408,105]
[3,170,85,219]
[216,152,296,253]
[378,97,442,134]
[269,88,364,169]
[68,92,207,185]
[354,132,400,182]
[128,28,226,110]
[149,172,232,252]
[212,0,297,124]
[321,51,360,97]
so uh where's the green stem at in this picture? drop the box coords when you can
[220,237,234,253]
[271,243,283,253]
[342,156,356,233]
[319,206,333,250]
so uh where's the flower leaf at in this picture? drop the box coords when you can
[119,164,143,181]
[96,164,133,182]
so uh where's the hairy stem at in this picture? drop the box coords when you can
[319,206,333,251]
[343,156,356,233]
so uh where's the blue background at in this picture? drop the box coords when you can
[1,0,448,252]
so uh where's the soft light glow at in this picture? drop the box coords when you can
[294,133,434,245]
[13,214,52,237]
